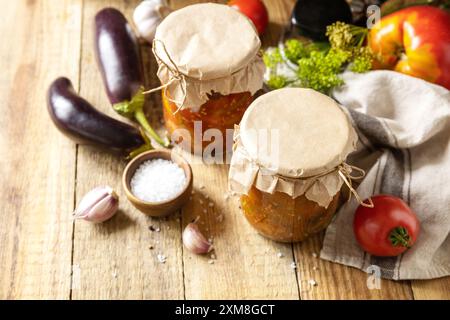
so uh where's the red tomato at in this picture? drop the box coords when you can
[228,0,269,35]
[353,195,420,257]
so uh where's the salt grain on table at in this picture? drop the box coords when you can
[130,159,187,202]
[157,254,166,264]
[308,279,317,286]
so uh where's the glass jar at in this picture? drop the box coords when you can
[153,3,265,154]
[229,88,359,242]
[241,186,341,242]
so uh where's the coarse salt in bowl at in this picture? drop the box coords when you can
[130,158,187,203]
[122,150,193,216]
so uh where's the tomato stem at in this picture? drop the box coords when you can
[389,227,411,248]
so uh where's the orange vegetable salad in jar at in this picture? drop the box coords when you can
[153,3,265,155]
[229,88,363,242]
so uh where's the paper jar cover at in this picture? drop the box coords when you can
[153,3,265,111]
[228,88,358,208]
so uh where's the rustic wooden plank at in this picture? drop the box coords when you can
[411,278,450,300]
[255,0,415,299]
[293,234,414,299]
[169,0,299,299]
[181,163,299,299]
[71,0,183,299]
[0,0,81,299]
[262,0,414,299]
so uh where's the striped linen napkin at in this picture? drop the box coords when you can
[321,70,450,280]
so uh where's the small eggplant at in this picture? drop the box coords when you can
[94,7,167,147]
[47,77,152,158]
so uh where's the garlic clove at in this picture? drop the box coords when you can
[136,19,159,42]
[182,222,213,254]
[73,186,110,218]
[73,186,119,223]
[84,192,119,223]
[133,0,171,43]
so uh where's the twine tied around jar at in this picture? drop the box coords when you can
[273,162,374,208]
[337,163,374,208]
[232,127,373,208]
[142,39,188,112]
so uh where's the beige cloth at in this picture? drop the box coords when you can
[153,3,265,111]
[321,70,450,280]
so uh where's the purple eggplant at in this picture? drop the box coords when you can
[94,8,167,147]
[47,77,152,157]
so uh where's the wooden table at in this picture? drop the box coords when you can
[0,0,448,300]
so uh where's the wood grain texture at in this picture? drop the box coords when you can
[0,0,448,300]
[71,0,183,300]
[293,234,414,299]
[256,0,414,300]
[170,0,299,300]
[181,162,299,299]
[0,0,81,299]
[411,278,450,300]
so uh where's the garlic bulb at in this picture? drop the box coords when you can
[133,0,171,43]
[182,222,213,254]
[73,186,119,223]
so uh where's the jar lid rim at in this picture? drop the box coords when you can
[238,88,358,178]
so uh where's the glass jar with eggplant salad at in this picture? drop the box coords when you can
[229,88,372,242]
[152,3,265,155]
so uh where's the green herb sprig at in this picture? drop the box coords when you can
[263,22,373,94]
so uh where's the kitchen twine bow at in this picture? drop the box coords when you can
[142,39,187,113]
[274,163,374,208]
[336,163,374,208]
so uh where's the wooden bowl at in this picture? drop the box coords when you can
[122,149,193,217]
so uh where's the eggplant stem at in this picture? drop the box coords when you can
[134,107,169,147]
[127,143,153,159]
